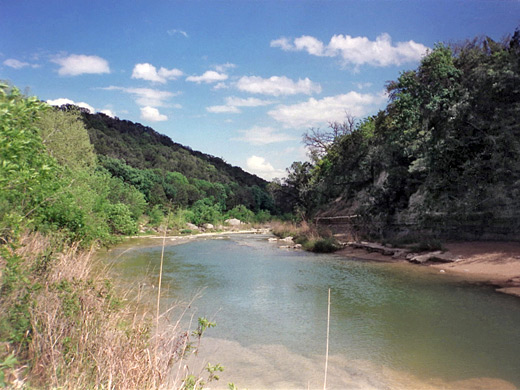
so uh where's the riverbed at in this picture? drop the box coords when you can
[103,233,520,389]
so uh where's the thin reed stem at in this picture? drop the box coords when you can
[155,209,170,385]
[324,288,330,390]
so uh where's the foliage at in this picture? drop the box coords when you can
[37,107,96,170]
[82,110,275,213]
[189,198,224,226]
[285,29,520,240]
[226,204,255,223]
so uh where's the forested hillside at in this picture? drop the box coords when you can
[79,110,275,219]
[278,29,520,241]
[82,111,266,188]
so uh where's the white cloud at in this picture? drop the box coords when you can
[206,96,274,114]
[3,58,39,69]
[186,70,228,84]
[131,63,183,83]
[293,35,326,56]
[270,37,293,51]
[206,105,240,114]
[46,98,95,113]
[236,75,321,96]
[214,63,236,73]
[52,54,110,76]
[99,109,115,118]
[271,33,428,67]
[234,126,297,145]
[355,82,373,90]
[102,86,176,107]
[140,106,168,122]
[225,96,274,107]
[269,91,386,128]
[167,29,189,38]
[246,155,285,181]
[213,82,229,90]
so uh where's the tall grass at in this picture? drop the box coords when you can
[0,233,211,389]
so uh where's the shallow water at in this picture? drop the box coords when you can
[105,234,520,389]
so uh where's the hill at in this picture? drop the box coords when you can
[81,111,266,188]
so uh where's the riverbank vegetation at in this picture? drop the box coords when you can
[271,221,341,253]
[0,84,238,388]
[273,29,520,243]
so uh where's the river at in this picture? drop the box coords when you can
[104,233,520,389]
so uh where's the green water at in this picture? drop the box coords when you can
[105,234,520,389]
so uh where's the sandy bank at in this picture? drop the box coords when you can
[337,241,520,298]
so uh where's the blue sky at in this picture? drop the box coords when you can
[1,1,519,180]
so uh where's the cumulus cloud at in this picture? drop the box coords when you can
[269,91,386,128]
[99,109,115,118]
[186,70,228,84]
[236,75,321,96]
[52,54,110,76]
[271,33,428,67]
[102,86,176,107]
[140,106,168,122]
[131,63,183,83]
[3,58,39,69]
[246,155,285,181]
[234,126,297,145]
[46,98,95,113]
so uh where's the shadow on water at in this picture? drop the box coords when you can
[104,234,520,389]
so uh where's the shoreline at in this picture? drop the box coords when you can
[336,241,520,298]
[124,230,520,299]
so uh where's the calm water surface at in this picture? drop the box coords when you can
[105,234,520,389]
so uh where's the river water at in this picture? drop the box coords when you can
[104,233,520,389]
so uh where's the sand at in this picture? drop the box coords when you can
[337,241,520,298]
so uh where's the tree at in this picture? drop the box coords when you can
[303,114,356,161]
[37,107,96,170]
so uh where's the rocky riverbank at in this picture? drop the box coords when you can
[336,240,520,298]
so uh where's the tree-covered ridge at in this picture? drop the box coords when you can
[82,110,266,188]
[281,30,520,240]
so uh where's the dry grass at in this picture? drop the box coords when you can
[0,233,206,389]
[271,220,340,253]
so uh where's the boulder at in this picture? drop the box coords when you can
[408,251,457,264]
[225,218,242,226]
[280,236,294,243]
[203,223,214,230]
[186,223,199,231]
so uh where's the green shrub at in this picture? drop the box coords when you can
[148,204,164,227]
[306,237,341,253]
[105,203,138,235]
[226,205,254,223]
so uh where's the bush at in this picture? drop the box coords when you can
[148,204,164,227]
[105,203,138,235]
[226,205,254,223]
[190,198,223,226]
[306,237,341,253]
